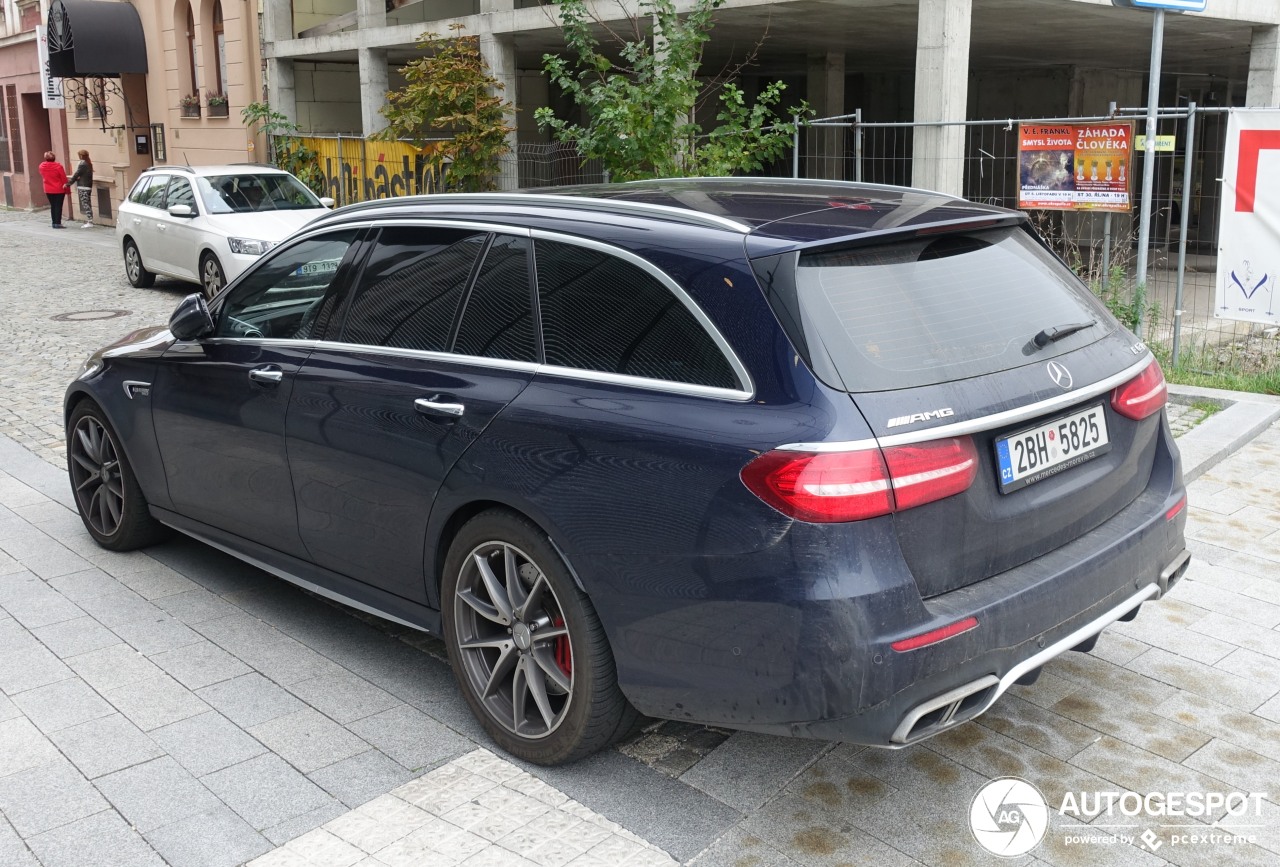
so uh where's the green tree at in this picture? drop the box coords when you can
[240,102,326,196]
[377,26,516,193]
[536,0,805,181]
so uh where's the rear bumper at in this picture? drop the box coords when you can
[595,477,1188,746]
[888,545,1189,746]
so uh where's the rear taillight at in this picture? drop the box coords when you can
[741,437,978,523]
[1111,359,1167,421]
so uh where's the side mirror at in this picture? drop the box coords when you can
[168,204,195,218]
[169,293,214,341]
[319,197,336,209]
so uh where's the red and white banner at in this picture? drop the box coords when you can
[1216,110,1280,325]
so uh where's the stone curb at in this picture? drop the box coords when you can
[1167,384,1280,482]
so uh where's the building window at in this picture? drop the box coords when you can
[212,1,226,97]
[0,88,10,173]
[4,87,21,172]
[185,3,201,96]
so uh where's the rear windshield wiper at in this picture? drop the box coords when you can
[1033,320,1096,348]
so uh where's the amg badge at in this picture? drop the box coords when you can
[887,408,955,428]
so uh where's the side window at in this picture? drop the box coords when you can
[341,226,486,351]
[131,175,169,208]
[535,240,738,389]
[216,230,359,340]
[165,178,196,211]
[453,235,536,363]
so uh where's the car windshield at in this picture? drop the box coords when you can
[196,174,322,214]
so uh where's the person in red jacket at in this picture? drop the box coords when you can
[38,151,70,228]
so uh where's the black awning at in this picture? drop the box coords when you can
[46,0,148,78]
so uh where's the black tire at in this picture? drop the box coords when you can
[442,510,639,765]
[200,253,226,299]
[67,401,167,551]
[123,240,155,288]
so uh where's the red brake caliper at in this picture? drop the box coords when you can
[553,616,572,676]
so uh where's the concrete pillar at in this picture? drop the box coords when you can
[266,59,297,127]
[359,48,390,138]
[262,0,293,43]
[1247,25,1280,108]
[262,0,297,126]
[357,0,387,31]
[911,0,972,197]
[806,52,846,179]
[480,34,518,190]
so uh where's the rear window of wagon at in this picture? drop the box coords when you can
[754,227,1115,392]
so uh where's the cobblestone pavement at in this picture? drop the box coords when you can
[0,209,190,470]
[2,211,1279,867]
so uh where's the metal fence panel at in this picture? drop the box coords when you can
[791,108,1278,376]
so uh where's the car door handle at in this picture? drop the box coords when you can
[414,397,464,418]
[249,366,284,385]
[156,223,167,232]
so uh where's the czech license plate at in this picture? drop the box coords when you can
[995,404,1110,493]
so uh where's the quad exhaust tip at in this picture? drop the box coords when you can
[889,549,1190,747]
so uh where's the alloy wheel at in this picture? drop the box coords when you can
[69,415,125,537]
[125,246,141,282]
[202,258,224,298]
[453,541,574,739]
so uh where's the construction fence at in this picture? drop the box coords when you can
[287,109,1276,376]
[790,106,1278,373]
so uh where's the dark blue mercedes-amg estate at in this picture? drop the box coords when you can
[65,178,1189,764]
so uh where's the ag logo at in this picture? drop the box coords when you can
[969,777,1049,857]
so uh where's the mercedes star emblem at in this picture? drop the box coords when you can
[1047,360,1073,390]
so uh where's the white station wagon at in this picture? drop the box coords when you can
[117,165,334,297]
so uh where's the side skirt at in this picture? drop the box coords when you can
[151,507,442,635]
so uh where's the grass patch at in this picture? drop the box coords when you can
[1153,341,1280,397]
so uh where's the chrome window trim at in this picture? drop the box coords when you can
[535,364,752,401]
[306,340,541,375]
[202,338,321,350]
[298,341,753,401]
[218,220,755,399]
[529,229,755,397]
[776,355,1153,452]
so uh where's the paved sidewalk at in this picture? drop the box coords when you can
[3,209,1280,866]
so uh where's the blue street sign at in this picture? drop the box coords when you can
[1111,0,1207,11]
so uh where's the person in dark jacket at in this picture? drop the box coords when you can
[68,150,94,228]
[38,152,69,228]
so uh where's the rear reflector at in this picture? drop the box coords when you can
[1166,493,1187,521]
[1111,359,1167,420]
[741,436,978,523]
[891,617,979,652]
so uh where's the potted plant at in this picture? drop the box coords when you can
[206,91,229,118]
[180,93,200,118]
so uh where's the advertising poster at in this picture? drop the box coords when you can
[1017,122,1134,211]
[1216,110,1280,325]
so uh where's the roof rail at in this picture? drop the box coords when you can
[626,175,953,200]
[322,193,753,234]
[155,165,195,173]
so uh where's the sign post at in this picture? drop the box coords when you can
[1111,1,1207,336]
